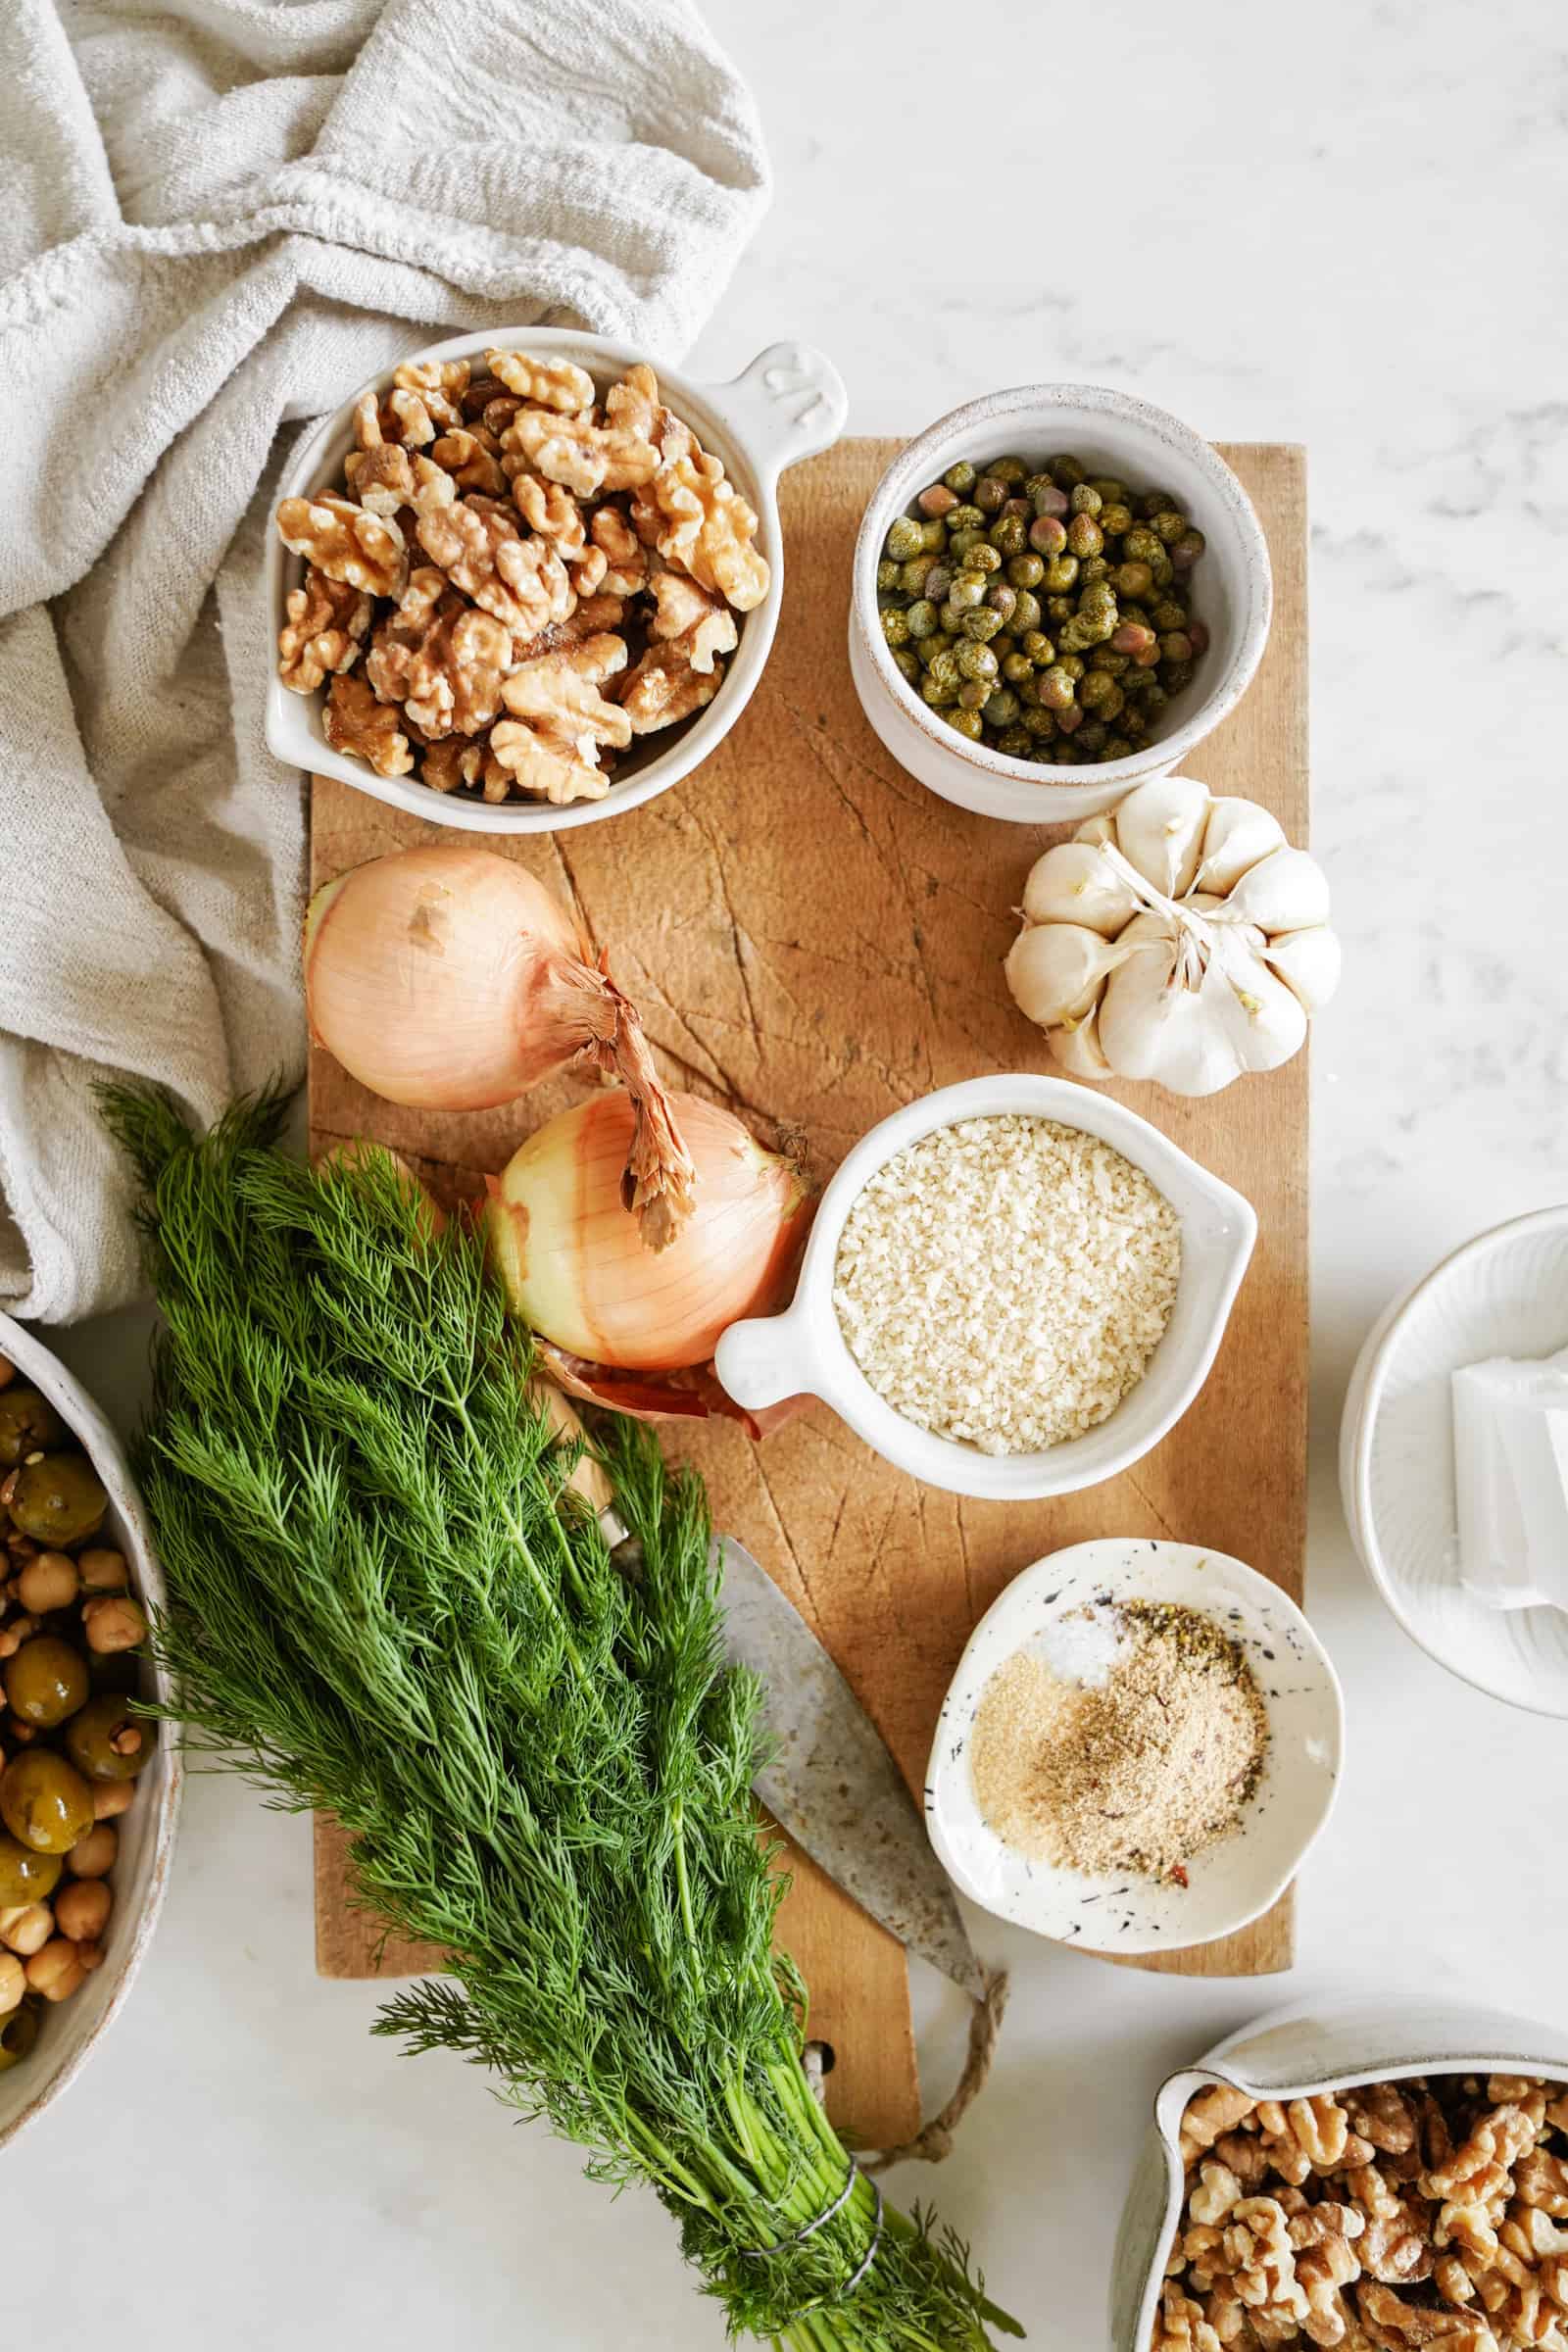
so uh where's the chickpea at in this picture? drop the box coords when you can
[67,1823,117,1879]
[55,1879,111,1943]
[17,1552,78,1615]
[81,1594,147,1655]
[91,1780,133,1823]
[0,1952,24,2014]
[76,1548,128,1595]
[26,1937,85,2003]
[0,1903,55,1956]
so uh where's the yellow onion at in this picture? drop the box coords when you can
[486,1092,811,1371]
[305,846,694,1246]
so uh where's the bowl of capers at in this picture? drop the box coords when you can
[849,384,1272,821]
[0,1314,181,2145]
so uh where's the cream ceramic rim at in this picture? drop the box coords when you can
[850,381,1273,801]
[1344,1202,1568,1721]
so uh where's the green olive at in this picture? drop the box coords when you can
[0,1998,41,2073]
[4,1635,89,1728]
[65,1692,156,1784]
[8,1454,108,1548]
[0,1750,95,1854]
[0,1834,63,1906]
[0,1389,65,1471]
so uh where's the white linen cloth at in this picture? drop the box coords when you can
[0,0,768,1322]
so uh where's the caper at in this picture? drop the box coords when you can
[1152,598,1189,633]
[917,630,954,667]
[1150,552,1175,589]
[948,574,985,612]
[1058,654,1086,681]
[1029,514,1067,558]
[892,647,920,685]
[885,516,924,563]
[1022,706,1057,739]
[962,541,1002,575]
[917,483,958,518]
[956,678,989,710]
[989,456,1028,485]
[1002,651,1034,686]
[1089,477,1127,504]
[947,528,986,562]
[906,599,939,640]
[1009,590,1043,637]
[960,607,1005,642]
[1042,555,1079,593]
[0,1750,95,1854]
[876,560,901,595]
[956,640,999,684]
[1075,719,1110,756]
[1161,659,1196,693]
[1019,629,1054,664]
[1006,553,1045,590]
[918,517,948,552]
[1037,664,1077,710]
[881,606,910,649]
[1103,734,1134,760]
[1047,454,1086,488]
[924,564,954,606]
[1159,630,1194,664]
[1152,509,1188,545]
[945,503,984,532]
[1079,581,1117,620]
[1100,503,1135,538]
[900,554,937,596]
[988,513,1027,556]
[995,725,1032,759]
[1031,480,1069,519]
[1114,561,1154,600]
[0,1388,65,1470]
[943,708,984,740]
[974,474,1007,514]
[985,582,1018,625]
[1122,526,1161,564]
[983,687,1021,726]
[1045,595,1074,624]
[1141,487,1178,517]
[1090,649,1131,677]
[942,461,977,496]
[1055,617,1095,654]
[1068,483,1103,517]
[1171,528,1205,570]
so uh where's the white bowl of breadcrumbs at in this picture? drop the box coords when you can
[714,1073,1256,1501]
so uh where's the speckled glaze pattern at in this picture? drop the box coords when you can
[848,382,1273,823]
[1341,1204,1568,1718]
[265,330,847,834]
[713,1075,1256,1502]
[0,1315,183,2149]
[925,1540,1343,1953]
[1112,1999,1568,2352]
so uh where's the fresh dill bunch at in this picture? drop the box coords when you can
[102,1085,1019,2352]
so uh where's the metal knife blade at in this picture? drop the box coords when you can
[714,1535,987,2001]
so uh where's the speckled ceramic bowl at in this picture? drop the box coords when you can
[849,384,1273,822]
[1340,1204,1568,1718]
[1113,1998,1568,2352]
[0,1316,182,2148]
[925,1539,1343,1953]
[266,329,847,833]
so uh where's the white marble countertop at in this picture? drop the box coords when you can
[15,1,1568,2341]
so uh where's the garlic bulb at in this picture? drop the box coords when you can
[1006,776,1340,1098]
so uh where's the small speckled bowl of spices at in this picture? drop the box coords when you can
[926,1539,1343,1954]
[715,1074,1256,1502]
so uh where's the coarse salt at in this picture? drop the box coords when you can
[832,1114,1181,1455]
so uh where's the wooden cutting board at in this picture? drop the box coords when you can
[308,438,1308,2152]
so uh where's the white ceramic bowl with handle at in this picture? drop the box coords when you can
[265,329,848,832]
[713,1074,1256,1502]
[1339,1203,1568,1718]
[849,383,1272,823]
[0,1316,182,2148]
[1113,1997,1568,2352]
[927,1538,1343,1954]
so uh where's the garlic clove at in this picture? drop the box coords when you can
[1262,923,1343,1013]
[1020,842,1138,939]
[1004,921,1126,1031]
[1222,845,1332,937]
[1073,811,1115,850]
[1097,932,1253,1095]
[1108,774,1211,898]
[1202,935,1309,1075]
[1194,796,1286,897]
[1047,1004,1114,1081]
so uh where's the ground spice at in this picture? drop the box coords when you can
[969,1600,1269,1882]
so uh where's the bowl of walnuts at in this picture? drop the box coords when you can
[1114,1997,1568,2352]
[264,329,848,831]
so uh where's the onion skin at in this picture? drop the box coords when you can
[305,846,696,1246]
[487,1093,811,1372]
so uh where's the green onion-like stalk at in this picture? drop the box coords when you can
[103,1086,1019,2351]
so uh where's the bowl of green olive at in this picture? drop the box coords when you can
[0,1314,180,2145]
[849,384,1272,822]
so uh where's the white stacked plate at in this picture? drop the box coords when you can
[1339,1204,1568,1717]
